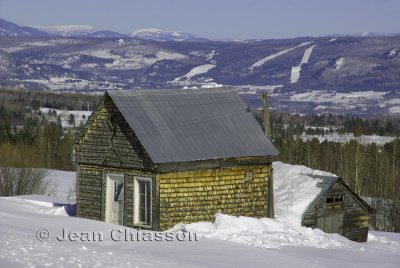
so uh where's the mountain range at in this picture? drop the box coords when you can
[0,18,399,117]
[0,18,207,42]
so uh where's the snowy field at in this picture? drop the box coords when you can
[39,107,92,128]
[290,90,388,104]
[299,133,396,145]
[0,167,399,267]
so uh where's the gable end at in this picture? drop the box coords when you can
[74,94,154,171]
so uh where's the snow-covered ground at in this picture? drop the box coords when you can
[39,107,92,128]
[290,90,388,104]
[0,167,399,267]
[299,133,396,145]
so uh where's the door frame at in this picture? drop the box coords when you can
[105,173,125,225]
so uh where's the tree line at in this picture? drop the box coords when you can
[266,112,400,232]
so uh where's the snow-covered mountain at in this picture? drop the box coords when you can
[131,28,208,42]
[33,24,94,37]
[357,32,400,37]
[0,18,50,37]
[1,18,400,116]
[84,30,127,38]
[34,25,128,38]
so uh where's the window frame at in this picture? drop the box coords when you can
[325,195,345,213]
[133,176,153,227]
[105,173,125,225]
[326,195,345,205]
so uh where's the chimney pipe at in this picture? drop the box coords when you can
[263,91,271,140]
[263,91,274,218]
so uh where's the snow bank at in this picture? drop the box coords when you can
[273,162,337,225]
[176,213,350,249]
[173,162,349,250]
[9,195,75,216]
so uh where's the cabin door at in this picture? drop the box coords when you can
[105,174,124,225]
[317,214,343,234]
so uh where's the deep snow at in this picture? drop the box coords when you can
[0,167,399,267]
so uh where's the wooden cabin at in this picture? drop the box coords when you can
[301,176,375,242]
[72,88,278,231]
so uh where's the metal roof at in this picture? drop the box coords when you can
[107,88,278,164]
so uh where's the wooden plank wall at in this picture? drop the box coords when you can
[75,95,156,227]
[74,96,154,171]
[302,182,370,242]
[76,164,156,229]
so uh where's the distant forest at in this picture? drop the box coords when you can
[0,89,399,232]
[0,89,100,170]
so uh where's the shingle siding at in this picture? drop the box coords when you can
[74,96,154,171]
[157,165,271,230]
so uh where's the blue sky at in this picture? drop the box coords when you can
[0,0,399,39]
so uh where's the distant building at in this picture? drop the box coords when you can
[72,88,278,230]
[274,161,375,243]
[301,176,375,242]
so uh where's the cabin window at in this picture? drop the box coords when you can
[134,177,152,226]
[326,197,334,204]
[326,195,344,204]
[325,195,344,213]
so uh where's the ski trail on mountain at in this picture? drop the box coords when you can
[290,44,318,83]
[250,42,312,70]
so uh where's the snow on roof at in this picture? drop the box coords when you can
[273,161,338,226]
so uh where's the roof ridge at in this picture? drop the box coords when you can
[107,88,235,97]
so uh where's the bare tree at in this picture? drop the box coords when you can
[0,167,56,197]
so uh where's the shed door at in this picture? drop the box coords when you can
[106,174,124,225]
[317,214,343,234]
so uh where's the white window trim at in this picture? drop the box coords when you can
[105,173,124,224]
[134,176,152,227]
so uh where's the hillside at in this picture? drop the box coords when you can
[0,18,400,116]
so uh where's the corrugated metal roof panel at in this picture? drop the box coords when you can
[107,88,278,164]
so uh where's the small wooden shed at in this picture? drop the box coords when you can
[72,88,278,230]
[302,176,375,242]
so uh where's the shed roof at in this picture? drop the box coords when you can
[107,88,278,164]
[273,162,374,224]
[302,176,375,216]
